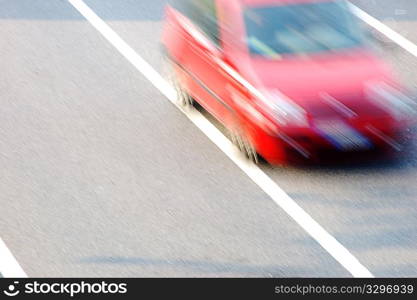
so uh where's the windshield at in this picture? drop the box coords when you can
[244,0,366,58]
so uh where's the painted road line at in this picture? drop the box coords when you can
[350,3,417,58]
[68,0,374,277]
[0,238,27,277]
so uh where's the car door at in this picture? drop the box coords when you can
[168,0,235,125]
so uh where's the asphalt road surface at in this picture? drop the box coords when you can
[0,0,416,277]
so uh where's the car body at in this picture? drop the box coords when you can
[162,0,416,164]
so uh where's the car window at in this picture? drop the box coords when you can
[243,0,366,58]
[171,0,220,46]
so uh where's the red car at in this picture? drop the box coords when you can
[162,0,416,164]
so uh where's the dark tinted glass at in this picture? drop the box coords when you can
[244,0,366,58]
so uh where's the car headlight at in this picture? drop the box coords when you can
[261,89,309,127]
[366,81,417,120]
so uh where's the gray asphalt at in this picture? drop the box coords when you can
[0,0,416,277]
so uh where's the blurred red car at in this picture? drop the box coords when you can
[162,0,416,164]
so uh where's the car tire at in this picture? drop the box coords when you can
[168,64,194,108]
[230,129,259,164]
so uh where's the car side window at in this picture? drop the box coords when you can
[171,0,220,46]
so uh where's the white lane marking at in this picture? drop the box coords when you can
[68,0,374,278]
[0,238,27,277]
[349,3,417,58]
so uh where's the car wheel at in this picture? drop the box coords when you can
[169,65,194,108]
[230,129,259,164]
[176,81,194,108]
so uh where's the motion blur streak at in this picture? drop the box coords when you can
[0,238,27,277]
[67,0,373,277]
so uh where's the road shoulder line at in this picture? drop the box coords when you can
[0,238,27,277]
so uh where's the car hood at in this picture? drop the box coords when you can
[241,49,395,116]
